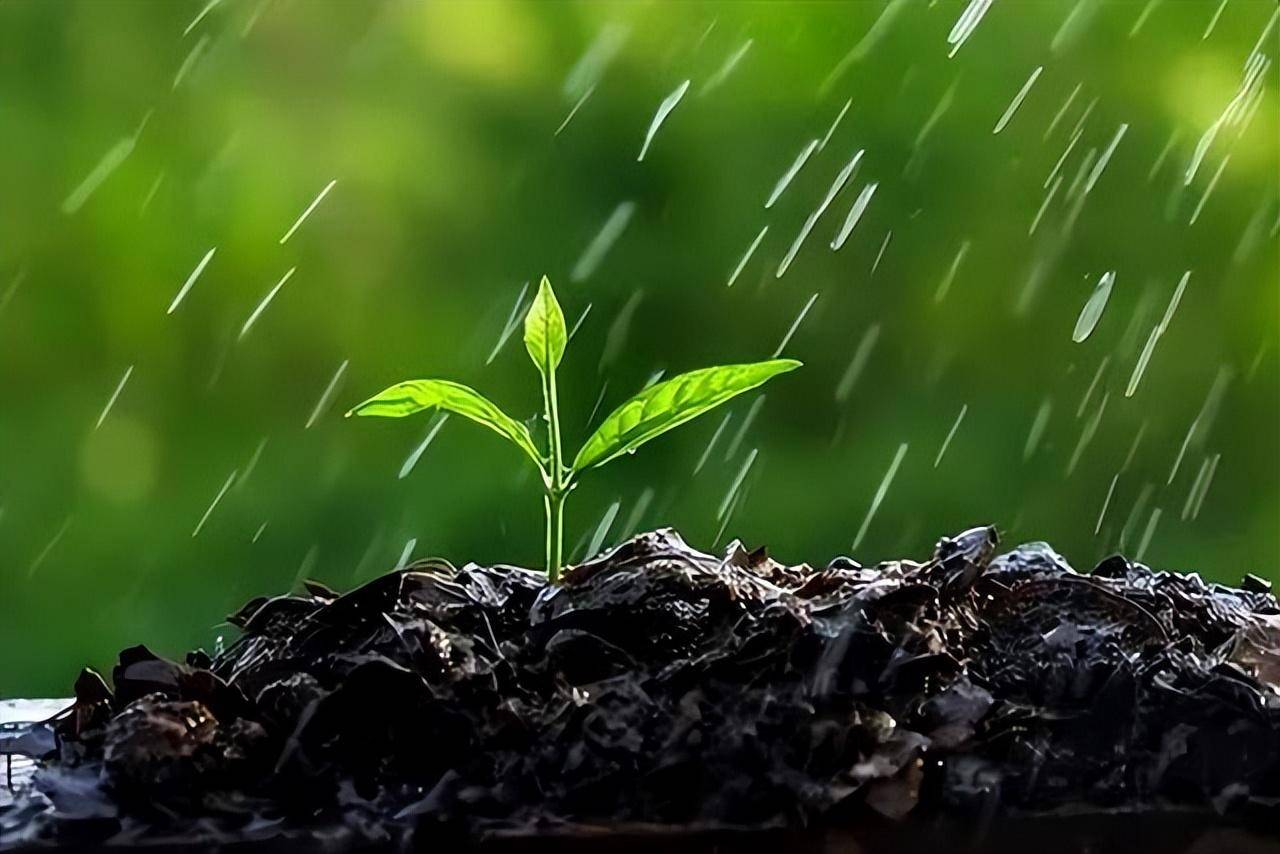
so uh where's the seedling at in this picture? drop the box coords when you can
[348,277,800,583]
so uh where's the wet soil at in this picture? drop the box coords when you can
[3,527,1279,852]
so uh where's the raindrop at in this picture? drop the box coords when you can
[183,0,221,37]
[399,414,449,480]
[172,34,210,90]
[694,412,733,473]
[947,0,994,58]
[168,247,216,314]
[1023,397,1052,460]
[831,183,877,250]
[992,65,1043,134]
[701,39,753,95]
[725,396,765,461]
[1095,472,1119,534]
[637,79,690,162]
[1029,174,1063,235]
[1045,127,1082,188]
[766,138,819,209]
[773,293,818,357]
[28,517,73,578]
[835,324,880,402]
[0,269,25,316]
[934,240,970,302]
[870,231,892,276]
[305,360,349,429]
[94,365,134,431]
[555,85,595,137]
[718,447,758,520]
[585,500,621,557]
[727,226,768,287]
[853,443,908,551]
[818,98,853,151]
[619,487,655,540]
[1134,507,1162,564]
[239,267,296,340]
[395,538,417,570]
[1127,0,1161,38]
[1076,355,1110,417]
[1083,123,1128,196]
[1072,270,1115,342]
[280,179,337,244]
[192,469,239,538]
[486,281,531,364]
[1126,326,1161,398]
[572,201,635,281]
[62,137,135,215]
[934,404,968,468]
[564,24,628,100]
[1065,391,1108,476]
[1043,82,1082,140]
[1188,154,1229,225]
[1188,452,1221,520]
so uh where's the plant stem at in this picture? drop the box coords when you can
[542,368,567,583]
[544,489,565,583]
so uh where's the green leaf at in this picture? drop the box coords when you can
[523,276,567,377]
[347,379,543,467]
[572,359,802,472]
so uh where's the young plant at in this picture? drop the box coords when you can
[347,277,800,583]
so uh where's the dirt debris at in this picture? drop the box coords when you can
[3,526,1279,849]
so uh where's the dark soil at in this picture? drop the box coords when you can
[3,527,1280,852]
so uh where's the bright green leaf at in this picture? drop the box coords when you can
[523,275,567,377]
[572,359,802,472]
[347,379,543,468]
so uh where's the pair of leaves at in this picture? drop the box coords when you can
[347,276,800,476]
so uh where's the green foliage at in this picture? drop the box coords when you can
[347,379,542,467]
[574,360,801,471]
[350,276,800,582]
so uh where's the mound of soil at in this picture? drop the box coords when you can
[3,527,1279,852]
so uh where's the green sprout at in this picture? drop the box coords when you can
[347,276,800,583]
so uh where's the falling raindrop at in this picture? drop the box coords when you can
[94,365,134,431]
[305,360,349,429]
[239,267,297,340]
[773,293,818,357]
[831,183,877,250]
[934,405,968,467]
[992,66,1043,134]
[853,443,908,551]
[1072,271,1116,342]
[637,79,691,162]
[572,201,635,281]
[766,139,819,209]
[168,247,216,314]
[279,179,337,244]
[399,414,450,479]
[835,324,880,402]
[718,448,758,520]
[933,240,970,302]
[192,469,238,538]
[947,0,994,58]
[727,226,768,287]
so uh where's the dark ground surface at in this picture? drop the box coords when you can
[3,526,1280,852]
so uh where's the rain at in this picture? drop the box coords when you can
[280,179,337,244]
[168,247,217,314]
[239,267,296,340]
[636,79,690,161]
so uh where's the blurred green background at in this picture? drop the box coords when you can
[1,0,1277,696]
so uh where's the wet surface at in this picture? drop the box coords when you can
[3,527,1279,850]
